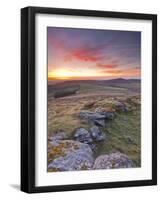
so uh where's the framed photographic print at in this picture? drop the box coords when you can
[21,6,157,193]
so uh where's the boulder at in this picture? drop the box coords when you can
[90,126,106,142]
[79,110,106,120]
[74,128,93,144]
[79,110,106,127]
[93,152,133,169]
[48,140,94,171]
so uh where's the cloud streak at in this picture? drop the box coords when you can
[96,63,118,69]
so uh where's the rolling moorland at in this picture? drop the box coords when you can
[47,78,141,172]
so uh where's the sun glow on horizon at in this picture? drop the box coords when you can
[48,68,112,80]
[48,69,74,80]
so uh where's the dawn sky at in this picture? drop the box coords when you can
[48,27,141,80]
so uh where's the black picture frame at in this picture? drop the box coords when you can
[21,6,157,193]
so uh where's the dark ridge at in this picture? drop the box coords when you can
[48,78,141,87]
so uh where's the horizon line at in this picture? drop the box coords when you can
[48,77,141,81]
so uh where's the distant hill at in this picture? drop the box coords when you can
[48,78,140,87]
[100,78,140,84]
[48,78,141,99]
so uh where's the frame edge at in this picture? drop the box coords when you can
[21,7,30,193]
[20,6,157,193]
[21,7,36,193]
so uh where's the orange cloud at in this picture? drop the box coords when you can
[96,63,118,69]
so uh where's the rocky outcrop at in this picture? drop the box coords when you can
[48,96,138,172]
[79,110,106,127]
[90,126,106,142]
[73,127,106,148]
[93,152,133,169]
[79,110,106,120]
[48,134,133,172]
[48,140,94,171]
[95,107,115,120]
[74,128,93,144]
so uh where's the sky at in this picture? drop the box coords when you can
[48,27,141,80]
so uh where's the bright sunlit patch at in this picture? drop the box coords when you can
[54,69,75,78]
[48,68,105,80]
[48,69,78,80]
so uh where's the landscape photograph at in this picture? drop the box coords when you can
[47,27,141,172]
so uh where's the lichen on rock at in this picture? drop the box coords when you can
[93,152,133,170]
[48,140,94,172]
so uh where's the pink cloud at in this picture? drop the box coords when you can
[96,63,118,69]
[64,47,103,62]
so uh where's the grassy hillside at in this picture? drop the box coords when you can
[95,107,141,166]
[48,78,140,99]
[48,95,141,167]
[48,79,141,167]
